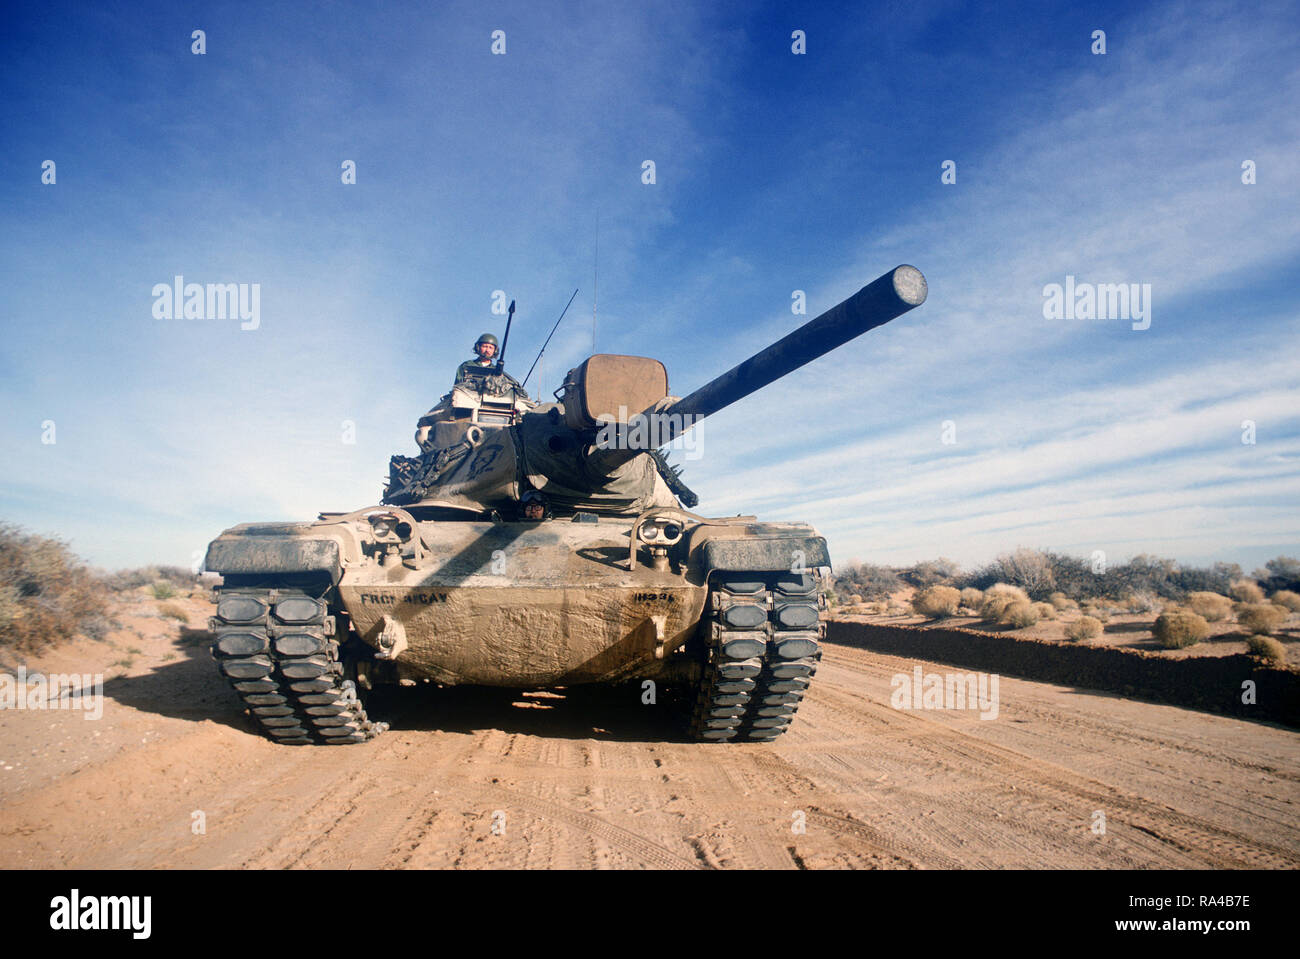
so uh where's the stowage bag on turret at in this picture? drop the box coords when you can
[518,407,678,514]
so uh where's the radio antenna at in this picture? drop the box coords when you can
[522,287,580,392]
[495,298,516,373]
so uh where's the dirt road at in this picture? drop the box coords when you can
[2,597,1296,869]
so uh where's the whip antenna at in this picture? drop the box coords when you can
[522,287,580,393]
[495,299,516,373]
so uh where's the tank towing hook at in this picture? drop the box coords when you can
[375,614,408,661]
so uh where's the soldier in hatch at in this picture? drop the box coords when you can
[520,490,550,521]
[455,333,521,388]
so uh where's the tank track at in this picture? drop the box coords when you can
[209,587,387,745]
[687,571,824,742]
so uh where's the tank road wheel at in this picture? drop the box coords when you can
[210,588,388,745]
[687,570,823,743]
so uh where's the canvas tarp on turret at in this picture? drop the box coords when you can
[517,406,677,514]
[385,428,521,511]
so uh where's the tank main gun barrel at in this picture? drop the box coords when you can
[590,264,927,470]
[668,264,926,423]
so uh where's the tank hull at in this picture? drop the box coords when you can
[338,519,709,686]
[206,511,828,689]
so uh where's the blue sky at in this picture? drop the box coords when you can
[2,0,1297,573]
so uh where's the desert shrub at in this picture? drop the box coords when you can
[1098,554,1243,602]
[1122,590,1160,613]
[963,552,1247,603]
[1039,552,1095,599]
[954,564,988,591]
[1229,580,1265,603]
[1254,556,1300,594]
[912,585,961,619]
[1065,615,1103,641]
[79,613,115,641]
[848,594,863,606]
[834,562,903,602]
[980,596,1010,621]
[990,549,1056,599]
[1244,635,1287,662]
[158,602,189,623]
[1186,591,1234,622]
[1152,609,1209,649]
[1032,601,1056,620]
[1079,599,1111,623]
[900,558,962,589]
[959,587,984,611]
[100,565,195,593]
[1169,562,1239,597]
[1000,600,1040,629]
[960,551,1039,595]
[1269,590,1300,613]
[1101,554,1177,600]
[1237,603,1287,636]
[1047,591,1075,611]
[980,583,1029,621]
[0,585,21,636]
[885,602,910,617]
[97,568,149,592]
[0,523,110,655]
[988,582,1029,600]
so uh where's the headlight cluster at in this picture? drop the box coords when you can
[368,512,413,542]
[638,518,683,545]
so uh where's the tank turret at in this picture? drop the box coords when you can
[385,265,927,515]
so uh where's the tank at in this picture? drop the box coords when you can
[204,265,928,744]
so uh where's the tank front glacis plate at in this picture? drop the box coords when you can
[338,518,708,687]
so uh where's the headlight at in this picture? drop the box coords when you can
[368,512,412,542]
[638,517,683,545]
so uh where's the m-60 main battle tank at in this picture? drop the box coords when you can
[205,265,927,744]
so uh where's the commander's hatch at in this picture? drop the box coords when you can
[450,372,535,427]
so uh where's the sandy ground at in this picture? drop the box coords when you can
[1,591,1297,869]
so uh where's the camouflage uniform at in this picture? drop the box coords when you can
[455,358,499,383]
[455,359,521,389]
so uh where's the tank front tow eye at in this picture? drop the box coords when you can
[650,614,669,659]
[375,614,409,661]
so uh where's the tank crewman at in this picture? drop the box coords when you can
[520,489,550,521]
[415,333,522,450]
[455,333,521,388]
